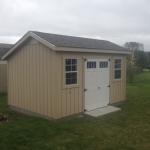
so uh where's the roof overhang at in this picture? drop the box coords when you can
[2,31,131,60]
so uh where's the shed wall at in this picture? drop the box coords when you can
[55,52,126,119]
[7,42,57,119]
[0,64,7,92]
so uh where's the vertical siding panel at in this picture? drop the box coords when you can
[43,46,48,116]
[78,57,83,112]
[11,58,13,105]
[26,45,30,110]
[15,53,18,107]
[47,47,52,117]
[124,56,126,100]
[8,60,11,105]
[51,51,57,118]
[36,44,40,114]
[61,90,67,117]
[30,45,34,112]
[25,45,28,110]
[67,88,71,116]
[113,83,115,103]
[21,47,24,108]
[13,56,16,106]
[39,44,44,115]
[74,87,79,114]
[33,45,37,112]
[20,48,23,108]
[18,50,21,108]
[70,88,75,115]
[7,63,9,104]
[56,53,62,118]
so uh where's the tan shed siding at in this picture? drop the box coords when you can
[0,64,7,92]
[54,52,83,119]
[110,56,126,104]
[7,42,57,119]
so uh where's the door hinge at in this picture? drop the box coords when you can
[84,109,87,112]
[84,88,88,92]
[84,58,87,62]
[108,59,110,61]
[107,85,110,88]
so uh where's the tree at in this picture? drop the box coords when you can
[134,50,147,67]
[126,55,136,83]
[123,42,147,67]
[123,42,144,57]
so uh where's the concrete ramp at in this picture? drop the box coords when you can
[85,106,121,117]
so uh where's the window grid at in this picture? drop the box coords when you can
[114,59,122,79]
[99,62,108,68]
[87,62,96,68]
[65,59,77,85]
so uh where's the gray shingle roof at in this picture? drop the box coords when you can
[31,31,127,51]
[0,43,13,60]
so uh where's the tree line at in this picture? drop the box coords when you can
[123,42,150,83]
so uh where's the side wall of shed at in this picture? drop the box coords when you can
[55,52,127,119]
[7,42,57,119]
[0,63,7,92]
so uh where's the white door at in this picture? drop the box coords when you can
[85,59,109,111]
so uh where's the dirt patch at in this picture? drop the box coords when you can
[0,113,10,121]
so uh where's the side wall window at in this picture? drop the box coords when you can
[65,59,77,85]
[114,59,122,79]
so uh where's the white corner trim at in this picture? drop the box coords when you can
[0,61,7,64]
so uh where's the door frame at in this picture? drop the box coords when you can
[83,57,111,112]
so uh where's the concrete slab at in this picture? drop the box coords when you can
[84,106,121,117]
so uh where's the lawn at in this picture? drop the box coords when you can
[0,71,150,150]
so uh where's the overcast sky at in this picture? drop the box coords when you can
[0,0,150,51]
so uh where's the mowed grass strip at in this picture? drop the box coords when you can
[0,71,150,150]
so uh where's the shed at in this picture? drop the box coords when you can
[2,31,131,119]
[0,43,13,92]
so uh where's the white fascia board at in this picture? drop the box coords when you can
[0,61,7,64]
[55,47,131,55]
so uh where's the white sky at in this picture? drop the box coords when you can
[0,0,150,51]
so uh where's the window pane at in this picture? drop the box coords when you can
[106,62,108,68]
[66,66,71,71]
[72,65,77,71]
[115,59,119,64]
[72,78,77,84]
[66,59,71,65]
[66,79,72,85]
[94,62,96,68]
[115,70,121,79]
[72,72,77,78]
[72,59,77,64]
[66,73,72,78]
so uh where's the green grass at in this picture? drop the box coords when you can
[1,72,150,150]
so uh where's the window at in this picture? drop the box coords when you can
[65,59,77,85]
[87,62,96,68]
[114,59,122,79]
[99,62,108,68]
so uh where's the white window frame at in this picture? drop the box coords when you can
[114,58,122,80]
[65,58,78,86]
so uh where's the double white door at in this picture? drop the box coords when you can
[85,59,109,111]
